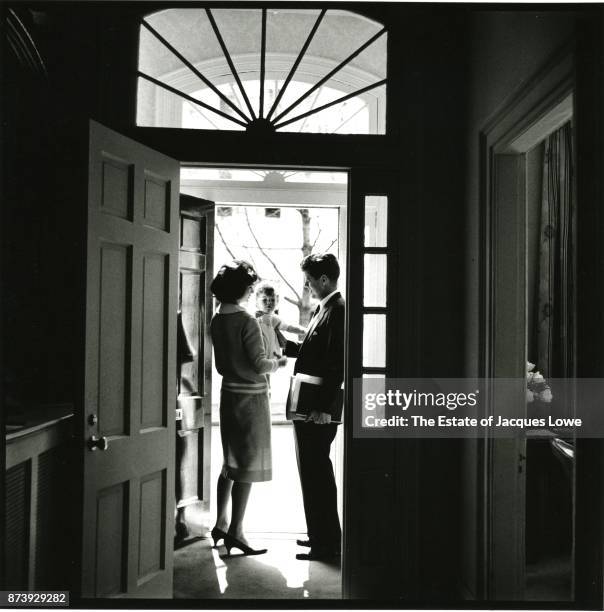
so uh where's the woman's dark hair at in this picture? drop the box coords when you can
[211,260,258,303]
[300,252,340,281]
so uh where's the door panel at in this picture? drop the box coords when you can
[95,483,127,596]
[141,253,169,427]
[100,156,132,220]
[179,277,200,394]
[82,120,179,598]
[138,471,166,578]
[144,172,171,231]
[98,243,130,435]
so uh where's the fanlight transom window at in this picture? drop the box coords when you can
[136,8,387,134]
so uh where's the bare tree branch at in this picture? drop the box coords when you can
[311,227,322,250]
[325,238,337,252]
[244,246,259,271]
[244,209,302,302]
[216,222,237,259]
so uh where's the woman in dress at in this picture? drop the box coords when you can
[210,261,288,556]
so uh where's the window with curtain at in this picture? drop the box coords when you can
[136,8,387,134]
[535,121,574,380]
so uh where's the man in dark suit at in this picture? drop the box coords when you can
[285,253,344,561]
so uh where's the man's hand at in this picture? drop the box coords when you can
[307,410,332,425]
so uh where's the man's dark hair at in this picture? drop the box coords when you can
[211,260,258,303]
[300,252,340,281]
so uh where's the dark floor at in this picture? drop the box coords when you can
[525,555,572,601]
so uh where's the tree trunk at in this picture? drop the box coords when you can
[297,209,314,327]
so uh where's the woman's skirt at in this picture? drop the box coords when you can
[219,381,272,482]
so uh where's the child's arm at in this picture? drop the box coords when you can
[278,320,307,335]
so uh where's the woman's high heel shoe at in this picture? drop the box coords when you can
[224,534,267,556]
[211,527,228,547]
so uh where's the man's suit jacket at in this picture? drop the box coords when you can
[285,292,345,421]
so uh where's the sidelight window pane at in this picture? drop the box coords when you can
[363,314,386,368]
[364,196,387,247]
[362,374,386,423]
[363,254,387,307]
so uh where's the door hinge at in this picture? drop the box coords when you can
[518,452,526,473]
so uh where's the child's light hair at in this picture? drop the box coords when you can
[255,280,279,298]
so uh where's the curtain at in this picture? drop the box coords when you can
[536,121,574,379]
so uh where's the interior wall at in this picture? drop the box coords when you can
[465,10,574,376]
[460,9,575,600]
[2,6,104,593]
[2,16,52,410]
[394,7,469,599]
[2,6,106,414]
[573,9,604,607]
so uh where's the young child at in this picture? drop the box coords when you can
[255,281,306,359]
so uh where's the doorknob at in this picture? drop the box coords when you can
[88,435,109,451]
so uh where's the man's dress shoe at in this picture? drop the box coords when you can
[296,546,341,561]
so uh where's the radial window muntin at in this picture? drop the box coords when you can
[136,7,387,135]
[182,74,382,134]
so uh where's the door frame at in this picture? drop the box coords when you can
[478,48,575,600]
[174,162,409,600]
[181,162,352,556]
